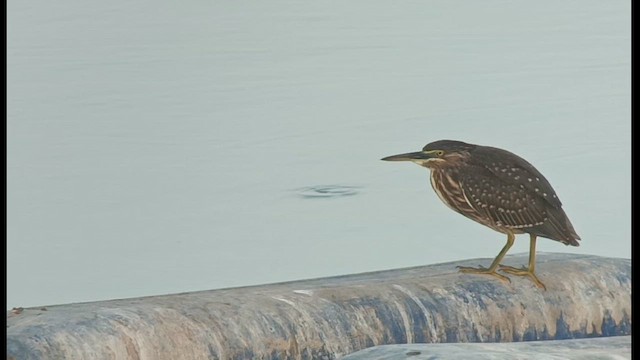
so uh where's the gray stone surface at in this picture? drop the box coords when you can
[6,253,631,360]
[341,335,631,360]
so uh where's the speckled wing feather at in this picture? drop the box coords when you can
[459,165,580,246]
[459,168,549,230]
[473,146,563,209]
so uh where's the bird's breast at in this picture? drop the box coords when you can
[429,169,526,235]
[429,170,474,215]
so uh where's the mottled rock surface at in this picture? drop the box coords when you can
[341,335,631,360]
[6,253,631,360]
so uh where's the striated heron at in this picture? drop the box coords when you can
[382,140,580,289]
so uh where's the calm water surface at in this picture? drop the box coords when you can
[7,0,630,308]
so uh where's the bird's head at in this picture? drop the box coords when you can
[381,140,476,169]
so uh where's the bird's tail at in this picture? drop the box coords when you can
[532,207,581,246]
[549,207,581,246]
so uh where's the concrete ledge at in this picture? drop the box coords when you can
[6,253,631,360]
[342,335,631,360]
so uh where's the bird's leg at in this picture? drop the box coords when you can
[457,231,515,285]
[499,234,546,290]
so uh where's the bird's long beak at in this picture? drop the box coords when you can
[381,151,433,162]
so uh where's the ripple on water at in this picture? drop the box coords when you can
[295,185,361,199]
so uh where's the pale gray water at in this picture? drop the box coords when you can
[7,1,630,308]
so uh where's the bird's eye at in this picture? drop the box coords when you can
[435,150,444,156]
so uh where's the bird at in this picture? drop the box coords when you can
[381,140,580,289]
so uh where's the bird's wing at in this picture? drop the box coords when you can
[459,169,549,230]
[474,146,563,209]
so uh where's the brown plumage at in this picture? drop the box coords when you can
[382,139,580,289]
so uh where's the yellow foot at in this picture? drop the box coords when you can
[456,265,511,285]
[499,265,547,290]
